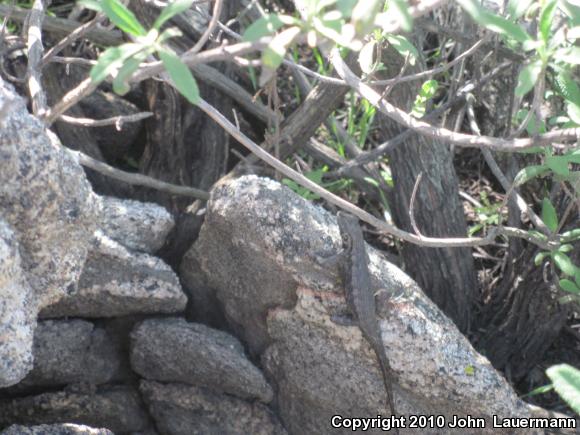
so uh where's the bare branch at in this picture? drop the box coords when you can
[25,0,48,116]
[409,172,424,237]
[0,3,121,46]
[465,93,549,234]
[66,148,209,200]
[187,0,223,55]
[330,48,579,151]
[59,111,153,127]
[42,13,105,66]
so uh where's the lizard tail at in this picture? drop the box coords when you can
[376,348,399,435]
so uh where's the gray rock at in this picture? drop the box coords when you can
[0,386,150,433]
[41,232,186,318]
[100,196,174,254]
[0,78,99,308]
[140,380,287,435]
[181,175,536,434]
[13,319,122,389]
[131,318,273,403]
[1,423,114,435]
[0,220,35,387]
[0,78,98,387]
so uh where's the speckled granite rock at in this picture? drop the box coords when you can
[139,380,287,435]
[181,175,539,434]
[0,385,150,433]
[131,318,273,403]
[12,319,122,389]
[1,423,114,435]
[100,196,174,254]
[0,77,99,387]
[40,231,186,318]
[0,220,34,387]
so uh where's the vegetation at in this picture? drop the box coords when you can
[1,0,580,416]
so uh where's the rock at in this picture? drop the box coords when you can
[131,318,273,403]
[0,77,99,386]
[0,386,150,433]
[41,232,186,318]
[181,175,537,434]
[100,196,174,254]
[0,78,99,307]
[11,319,122,390]
[140,380,287,435]
[0,220,34,387]
[1,423,114,435]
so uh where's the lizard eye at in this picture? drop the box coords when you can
[341,233,352,246]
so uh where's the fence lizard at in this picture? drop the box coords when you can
[336,211,398,433]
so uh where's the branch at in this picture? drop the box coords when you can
[25,0,48,116]
[66,149,209,200]
[0,3,121,46]
[59,111,153,127]
[330,49,579,151]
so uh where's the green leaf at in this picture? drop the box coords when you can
[567,101,580,125]
[515,59,543,96]
[153,0,194,30]
[521,384,554,397]
[534,251,549,266]
[242,14,297,42]
[552,72,580,106]
[513,164,549,186]
[553,252,576,276]
[569,26,580,39]
[90,43,143,83]
[385,35,418,65]
[102,0,146,36]
[352,0,384,36]
[546,364,580,414]
[508,0,534,19]
[482,13,533,43]
[560,279,580,294]
[457,0,532,43]
[559,244,574,253]
[541,197,558,232]
[259,26,302,85]
[390,0,413,32]
[546,155,570,176]
[158,48,200,105]
[77,0,102,12]
[112,48,151,95]
[157,27,183,44]
[539,0,558,44]
[359,40,377,74]
[561,228,580,242]
[553,46,580,65]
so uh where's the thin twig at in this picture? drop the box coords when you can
[25,0,48,116]
[187,0,223,55]
[42,13,105,66]
[0,3,121,47]
[465,93,549,234]
[409,172,424,237]
[372,37,488,86]
[43,37,272,124]
[196,96,556,249]
[330,49,579,151]
[59,111,153,127]
[67,149,209,200]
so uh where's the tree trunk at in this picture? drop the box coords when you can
[377,45,478,333]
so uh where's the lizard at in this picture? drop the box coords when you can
[336,211,399,433]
